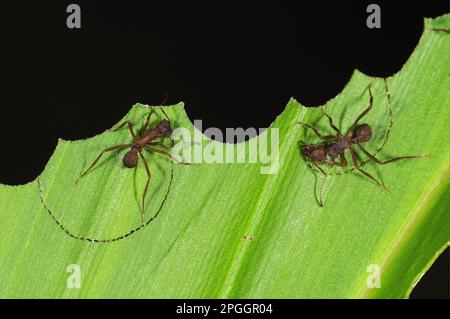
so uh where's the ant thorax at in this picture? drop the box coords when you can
[325,138,351,158]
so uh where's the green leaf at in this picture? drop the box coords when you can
[0,14,448,298]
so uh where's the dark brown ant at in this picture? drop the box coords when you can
[299,85,428,204]
[75,107,184,224]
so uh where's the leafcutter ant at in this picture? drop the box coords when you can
[299,85,429,206]
[75,107,186,224]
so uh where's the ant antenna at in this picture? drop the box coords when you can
[318,174,328,207]
[160,91,168,106]
[159,106,170,122]
[158,92,171,122]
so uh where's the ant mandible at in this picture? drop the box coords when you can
[75,107,182,225]
[298,85,428,200]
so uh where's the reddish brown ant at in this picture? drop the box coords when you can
[299,85,428,205]
[75,107,185,224]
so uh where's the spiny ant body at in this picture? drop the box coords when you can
[299,85,428,205]
[300,123,373,174]
[122,119,173,168]
[75,108,183,224]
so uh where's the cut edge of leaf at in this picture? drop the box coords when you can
[2,14,448,190]
[405,241,450,298]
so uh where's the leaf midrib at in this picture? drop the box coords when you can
[218,105,301,298]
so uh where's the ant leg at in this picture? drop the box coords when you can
[141,109,155,135]
[318,179,325,207]
[298,121,336,140]
[144,146,175,159]
[303,158,327,206]
[321,108,343,137]
[144,146,193,165]
[138,150,151,225]
[311,161,327,175]
[112,121,136,139]
[159,106,171,122]
[330,153,348,167]
[347,85,374,135]
[349,146,389,193]
[148,141,170,149]
[316,174,329,207]
[75,144,132,184]
[340,153,348,167]
[304,159,326,206]
[357,144,429,165]
[148,141,199,164]
[312,173,326,207]
[377,79,394,153]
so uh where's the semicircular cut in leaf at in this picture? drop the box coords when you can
[0,14,448,298]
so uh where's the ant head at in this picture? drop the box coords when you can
[302,144,327,163]
[158,119,172,136]
[354,124,372,142]
[123,150,138,168]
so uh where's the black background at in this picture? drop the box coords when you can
[0,1,448,298]
[0,299,446,316]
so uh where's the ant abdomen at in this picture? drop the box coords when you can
[123,150,138,168]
